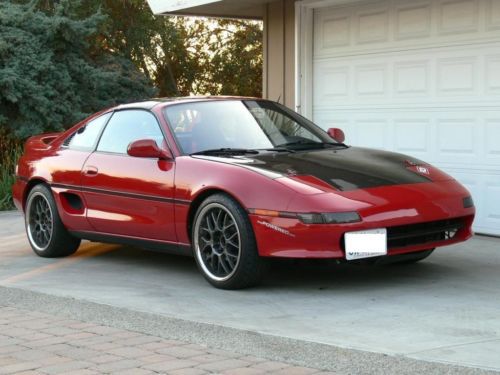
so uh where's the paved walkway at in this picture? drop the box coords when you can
[0,305,331,375]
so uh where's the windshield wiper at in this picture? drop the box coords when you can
[190,148,260,156]
[263,147,295,153]
[276,140,348,149]
[324,141,348,148]
[276,140,320,147]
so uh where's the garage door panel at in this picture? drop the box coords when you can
[486,0,500,30]
[394,61,430,96]
[485,55,500,94]
[485,120,500,163]
[314,110,499,164]
[433,112,498,168]
[356,3,390,44]
[437,57,477,95]
[354,120,390,150]
[438,0,479,35]
[394,120,430,154]
[355,64,387,96]
[319,7,352,49]
[313,66,350,100]
[395,1,433,40]
[435,118,478,163]
[485,180,500,232]
[313,44,498,110]
[314,0,498,59]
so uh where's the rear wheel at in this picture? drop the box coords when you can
[192,194,266,289]
[25,184,81,257]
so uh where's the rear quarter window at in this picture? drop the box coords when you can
[65,113,111,151]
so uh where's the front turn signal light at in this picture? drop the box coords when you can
[463,196,474,208]
[298,212,361,224]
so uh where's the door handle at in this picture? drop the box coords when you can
[83,166,98,176]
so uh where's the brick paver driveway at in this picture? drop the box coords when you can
[0,305,328,375]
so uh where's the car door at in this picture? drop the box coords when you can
[81,109,176,242]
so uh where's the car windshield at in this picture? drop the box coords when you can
[163,100,338,155]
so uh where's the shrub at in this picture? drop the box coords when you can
[0,0,156,139]
[0,132,22,210]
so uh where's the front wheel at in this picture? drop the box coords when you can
[25,184,81,257]
[192,194,266,289]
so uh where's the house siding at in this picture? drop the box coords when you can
[263,0,296,109]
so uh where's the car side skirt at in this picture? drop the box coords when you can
[69,231,193,257]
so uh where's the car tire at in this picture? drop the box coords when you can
[192,193,266,289]
[386,249,435,265]
[25,184,81,258]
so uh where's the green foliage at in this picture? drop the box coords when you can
[82,1,263,98]
[197,20,263,97]
[0,0,156,139]
[0,132,22,210]
[88,0,200,97]
[0,0,263,140]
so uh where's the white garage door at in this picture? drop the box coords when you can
[312,0,500,235]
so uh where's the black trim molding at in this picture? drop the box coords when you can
[50,183,191,205]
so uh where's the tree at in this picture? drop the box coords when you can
[80,0,263,97]
[0,0,156,138]
[0,0,264,139]
[196,19,263,98]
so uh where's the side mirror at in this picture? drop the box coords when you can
[327,128,345,143]
[127,139,173,160]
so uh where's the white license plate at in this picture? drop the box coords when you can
[345,228,387,260]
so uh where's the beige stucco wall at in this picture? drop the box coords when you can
[263,0,296,109]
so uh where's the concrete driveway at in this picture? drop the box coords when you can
[1,211,499,372]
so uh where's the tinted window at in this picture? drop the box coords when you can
[97,110,163,154]
[67,113,110,151]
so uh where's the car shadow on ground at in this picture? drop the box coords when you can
[84,244,466,293]
[263,258,458,290]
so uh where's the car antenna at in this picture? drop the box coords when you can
[276,94,281,104]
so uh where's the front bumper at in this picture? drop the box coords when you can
[250,180,475,259]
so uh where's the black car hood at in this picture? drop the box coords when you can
[232,147,431,191]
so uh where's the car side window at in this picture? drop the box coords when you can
[97,110,164,154]
[66,113,111,151]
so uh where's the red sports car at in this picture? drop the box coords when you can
[13,97,475,289]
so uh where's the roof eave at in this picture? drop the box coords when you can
[146,0,265,20]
